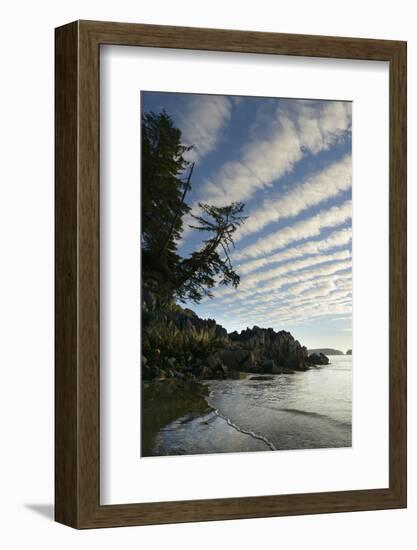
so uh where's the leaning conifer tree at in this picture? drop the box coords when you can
[175,202,247,303]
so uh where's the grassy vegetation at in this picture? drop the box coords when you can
[142,319,226,367]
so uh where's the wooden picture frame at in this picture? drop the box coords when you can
[55,20,407,529]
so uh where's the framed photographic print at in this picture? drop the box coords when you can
[55,20,407,528]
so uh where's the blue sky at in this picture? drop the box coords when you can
[142,92,352,351]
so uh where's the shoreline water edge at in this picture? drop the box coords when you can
[142,356,352,457]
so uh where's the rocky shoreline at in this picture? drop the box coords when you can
[142,292,329,382]
[141,291,333,454]
[142,304,339,456]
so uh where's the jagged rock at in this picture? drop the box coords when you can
[142,366,166,380]
[183,308,198,318]
[261,359,276,374]
[171,369,184,379]
[241,352,262,373]
[142,291,311,379]
[199,366,214,380]
[220,349,250,370]
[142,363,153,380]
[308,352,329,365]
[206,352,222,370]
[216,364,229,379]
[229,326,309,372]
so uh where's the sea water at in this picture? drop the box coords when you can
[153,355,352,456]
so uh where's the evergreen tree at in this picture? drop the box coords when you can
[141,110,192,293]
[141,109,246,304]
[176,202,247,303]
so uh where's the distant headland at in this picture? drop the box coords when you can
[308,348,344,356]
[308,348,352,356]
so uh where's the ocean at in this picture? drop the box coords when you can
[152,355,352,456]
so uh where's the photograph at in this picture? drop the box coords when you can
[141,91,353,457]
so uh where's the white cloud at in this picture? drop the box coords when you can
[295,101,352,154]
[238,293,352,329]
[177,98,352,331]
[208,267,352,312]
[232,249,351,294]
[238,227,352,275]
[195,100,351,206]
[293,281,335,300]
[236,154,351,240]
[234,200,352,261]
[200,115,301,205]
[288,270,352,297]
[212,249,351,301]
[176,95,232,161]
[219,258,352,303]
[328,315,352,323]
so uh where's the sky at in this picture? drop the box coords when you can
[142,91,352,352]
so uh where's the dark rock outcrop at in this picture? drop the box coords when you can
[230,326,309,372]
[308,352,329,365]
[142,289,311,381]
[346,349,352,355]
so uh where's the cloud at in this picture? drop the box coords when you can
[223,268,353,328]
[235,292,352,329]
[175,95,232,161]
[234,199,352,261]
[219,249,351,296]
[199,115,301,205]
[219,258,352,303]
[228,283,351,320]
[238,227,352,275]
[288,269,352,297]
[175,97,353,333]
[208,266,352,312]
[235,154,351,240]
[328,315,352,323]
[295,100,352,154]
[196,100,351,206]
[292,281,335,300]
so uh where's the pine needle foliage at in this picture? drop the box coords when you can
[141,109,246,303]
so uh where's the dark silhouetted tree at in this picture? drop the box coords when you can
[176,202,247,303]
[141,109,192,293]
[141,109,246,303]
